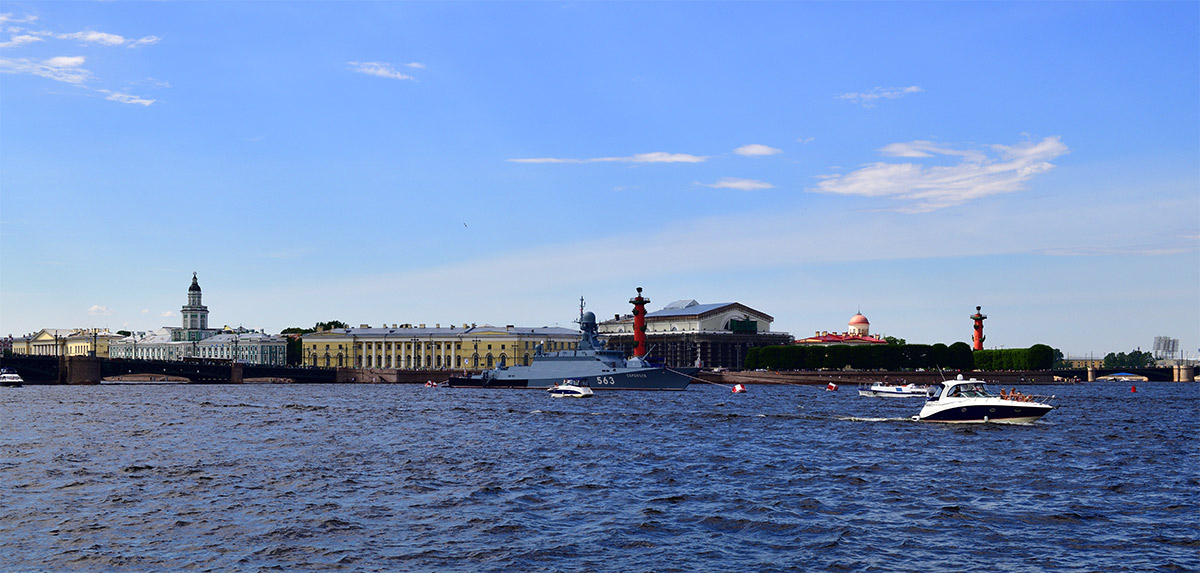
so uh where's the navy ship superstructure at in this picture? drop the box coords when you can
[447,306,693,390]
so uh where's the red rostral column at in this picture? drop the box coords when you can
[970,306,987,351]
[630,287,650,357]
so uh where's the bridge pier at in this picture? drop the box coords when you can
[1086,366,1096,382]
[63,355,102,385]
[230,362,243,384]
[1176,365,1195,382]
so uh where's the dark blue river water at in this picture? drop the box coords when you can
[2,381,1197,571]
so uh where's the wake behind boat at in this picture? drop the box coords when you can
[858,381,928,398]
[914,375,1053,423]
[447,292,695,390]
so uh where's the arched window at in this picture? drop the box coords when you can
[523,353,530,366]
[486,354,493,368]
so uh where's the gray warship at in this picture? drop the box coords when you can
[446,303,694,390]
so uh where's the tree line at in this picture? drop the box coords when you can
[1102,350,1155,369]
[744,342,1058,371]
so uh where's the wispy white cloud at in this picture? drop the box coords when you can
[837,85,923,107]
[0,34,41,48]
[734,144,782,157]
[0,13,38,26]
[58,30,159,47]
[811,136,1069,213]
[349,61,421,80]
[89,305,114,316]
[700,177,774,191]
[797,136,815,144]
[100,89,154,106]
[0,55,93,84]
[879,140,987,162]
[159,311,173,318]
[0,16,162,106]
[509,151,707,164]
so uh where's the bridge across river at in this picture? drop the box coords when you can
[1054,366,1191,382]
[0,355,338,385]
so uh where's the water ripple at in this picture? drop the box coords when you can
[1,382,1196,571]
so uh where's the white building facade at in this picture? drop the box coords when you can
[108,274,286,366]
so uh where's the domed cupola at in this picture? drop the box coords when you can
[189,272,202,293]
[848,312,870,336]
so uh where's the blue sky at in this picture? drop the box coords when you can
[1,2,1197,359]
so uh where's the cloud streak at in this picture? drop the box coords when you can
[0,56,93,84]
[734,144,782,157]
[0,16,161,105]
[89,305,114,316]
[349,61,422,80]
[700,177,774,191]
[837,85,923,107]
[101,89,154,106]
[509,151,707,164]
[811,136,1069,213]
[58,30,159,47]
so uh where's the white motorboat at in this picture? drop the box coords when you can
[913,375,1053,424]
[0,367,24,387]
[859,382,929,398]
[548,379,594,398]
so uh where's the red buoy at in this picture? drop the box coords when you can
[1131,385,1137,393]
[732,383,746,393]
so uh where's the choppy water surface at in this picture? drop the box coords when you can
[2,381,1197,571]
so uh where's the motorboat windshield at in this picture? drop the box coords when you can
[946,382,991,398]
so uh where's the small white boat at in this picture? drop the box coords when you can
[0,368,24,387]
[913,375,1053,424]
[548,379,594,398]
[859,382,928,398]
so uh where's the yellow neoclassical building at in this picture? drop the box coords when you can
[301,324,580,370]
[12,328,123,357]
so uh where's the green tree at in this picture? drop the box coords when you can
[278,320,347,366]
[1103,350,1154,368]
[1027,344,1055,370]
[947,342,974,371]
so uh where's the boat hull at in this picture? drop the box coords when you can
[448,367,694,390]
[917,399,1052,423]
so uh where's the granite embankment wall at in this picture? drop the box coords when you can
[703,370,1068,386]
